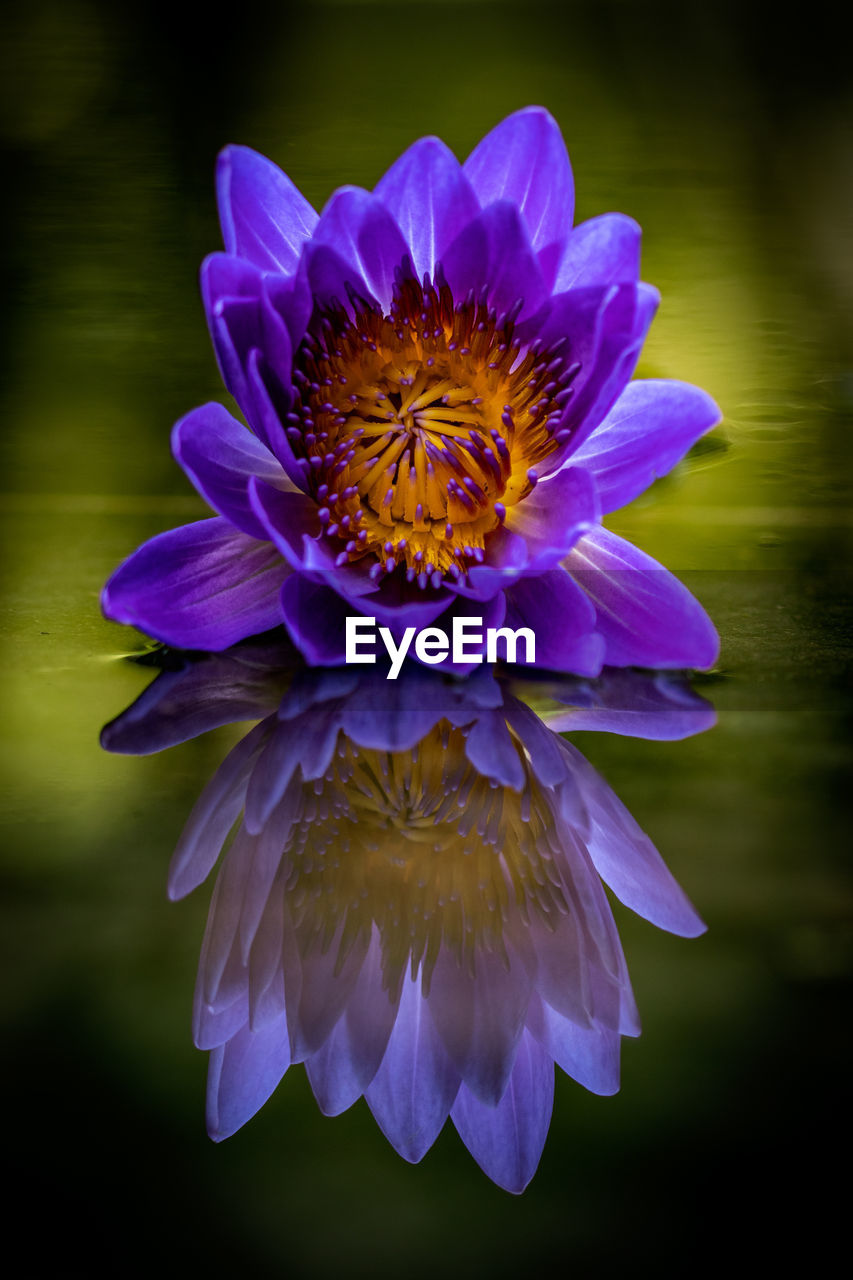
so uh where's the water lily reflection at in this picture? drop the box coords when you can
[103,650,714,1192]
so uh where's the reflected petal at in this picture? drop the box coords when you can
[103,653,713,1191]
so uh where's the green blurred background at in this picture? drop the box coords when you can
[1,0,850,1273]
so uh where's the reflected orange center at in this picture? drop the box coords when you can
[282,721,569,992]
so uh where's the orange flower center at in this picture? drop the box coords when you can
[289,275,579,588]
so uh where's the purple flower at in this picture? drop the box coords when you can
[103,651,714,1192]
[102,107,721,673]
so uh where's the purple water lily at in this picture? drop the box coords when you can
[103,650,714,1192]
[102,107,721,673]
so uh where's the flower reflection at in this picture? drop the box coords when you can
[103,650,714,1192]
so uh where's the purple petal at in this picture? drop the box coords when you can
[194,990,249,1052]
[201,254,294,404]
[565,526,720,669]
[573,379,722,514]
[248,876,297,1030]
[517,284,618,473]
[168,719,271,900]
[297,240,370,313]
[503,570,605,676]
[504,466,599,571]
[554,213,641,292]
[374,136,480,282]
[342,936,403,1090]
[99,652,284,756]
[440,200,548,321]
[338,669,462,747]
[310,186,412,310]
[500,697,574,789]
[247,476,323,567]
[102,518,290,651]
[526,906,595,1027]
[415,592,507,674]
[197,826,257,1007]
[549,824,629,1010]
[279,576,352,665]
[427,946,532,1106]
[279,574,456,668]
[289,921,371,1061]
[463,106,574,251]
[244,706,341,834]
[305,1018,366,1117]
[206,1016,292,1141]
[542,669,717,740]
[448,528,529,604]
[366,975,459,1164]
[307,937,401,1115]
[172,402,292,540]
[216,144,317,275]
[561,739,707,937]
[464,711,526,790]
[341,566,454,626]
[264,271,313,353]
[236,789,300,962]
[451,1028,554,1194]
[243,352,307,491]
[525,993,620,1096]
[561,283,657,454]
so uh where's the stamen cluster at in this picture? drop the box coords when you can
[288,272,580,588]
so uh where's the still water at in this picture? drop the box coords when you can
[1,1,850,1274]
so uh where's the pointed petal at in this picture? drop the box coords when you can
[554,213,641,292]
[207,1016,292,1141]
[99,654,281,757]
[172,402,292,540]
[366,975,459,1164]
[503,570,604,676]
[565,526,720,669]
[427,947,532,1105]
[306,935,401,1115]
[200,254,294,418]
[216,144,317,275]
[463,106,574,250]
[244,706,341,834]
[305,1019,366,1117]
[464,711,526,790]
[102,518,290,650]
[247,476,323,569]
[249,873,299,1030]
[451,1029,554,1194]
[194,990,249,1051]
[501,696,576,788]
[573,379,722,513]
[561,739,707,937]
[168,719,270,900]
[310,186,411,309]
[440,200,548,320]
[374,136,480,281]
[541,669,717,740]
[503,466,599,570]
[563,283,658,454]
[526,993,621,1095]
[290,923,371,1061]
